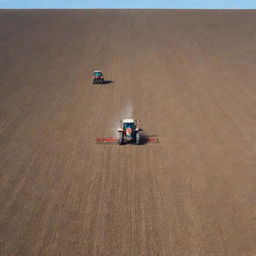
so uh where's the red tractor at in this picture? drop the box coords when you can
[95,119,158,145]
[92,70,104,84]
[118,119,142,145]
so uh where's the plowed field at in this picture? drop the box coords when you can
[0,10,256,256]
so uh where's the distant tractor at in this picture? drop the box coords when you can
[92,70,104,84]
[118,119,142,145]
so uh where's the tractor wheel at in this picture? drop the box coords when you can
[118,132,124,145]
[136,132,140,145]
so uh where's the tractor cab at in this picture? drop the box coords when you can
[93,71,103,78]
[122,119,136,130]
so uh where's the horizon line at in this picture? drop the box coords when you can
[0,8,256,10]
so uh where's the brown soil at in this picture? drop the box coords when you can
[0,10,255,256]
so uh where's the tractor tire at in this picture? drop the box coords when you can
[118,132,124,145]
[136,132,140,145]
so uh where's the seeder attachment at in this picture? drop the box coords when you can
[96,135,159,144]
[96,137,118,144]
[146,135,159,143]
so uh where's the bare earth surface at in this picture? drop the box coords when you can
[0,10,256,256]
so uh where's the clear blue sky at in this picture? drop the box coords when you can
[0,0,256,9]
